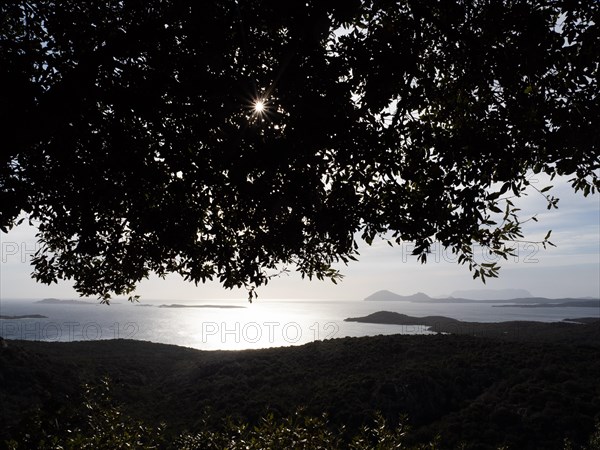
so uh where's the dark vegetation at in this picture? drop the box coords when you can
[4,377,438,449]
[5,378,598,450]
[2,0,598,300]
[2,322,599,449]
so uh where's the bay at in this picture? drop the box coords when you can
[1,298,597,350]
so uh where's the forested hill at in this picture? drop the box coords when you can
[2,325,600,449]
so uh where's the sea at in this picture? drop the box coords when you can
[1,298,598,351]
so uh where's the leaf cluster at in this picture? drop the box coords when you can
[5,375,600,450]
[1,0,598,299]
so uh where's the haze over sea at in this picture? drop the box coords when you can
[2,297,598,351]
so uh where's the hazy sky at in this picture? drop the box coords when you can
[1,175,598,302]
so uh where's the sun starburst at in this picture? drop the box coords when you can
[254,99,265,113]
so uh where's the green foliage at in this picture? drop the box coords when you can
[6,378,167,450]
[348,412,434,450]
[177,410,345,449]
[1,0,598,299]
[7,375,600,449]
[5,378,432,450]
[564,421,600,450]
[589,422,600,450]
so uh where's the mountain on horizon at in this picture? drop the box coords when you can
[363,289,598,304]
[364,290,432,302]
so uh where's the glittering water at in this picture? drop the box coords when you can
[1,298,597,350]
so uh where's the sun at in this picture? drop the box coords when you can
[245,92,279,126]
[254,99,265,113]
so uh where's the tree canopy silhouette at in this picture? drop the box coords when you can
[1,0,598,301]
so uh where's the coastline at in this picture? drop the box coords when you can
[344,311,600,344]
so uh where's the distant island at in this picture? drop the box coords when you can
[347,311,460,326]
[365,290,432,302]
[158,304,245,309]
[345,311,600,343]
[364,289,599,305]
[36,298,95,305]
[0,314,48,319]
[493,300,600,308]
